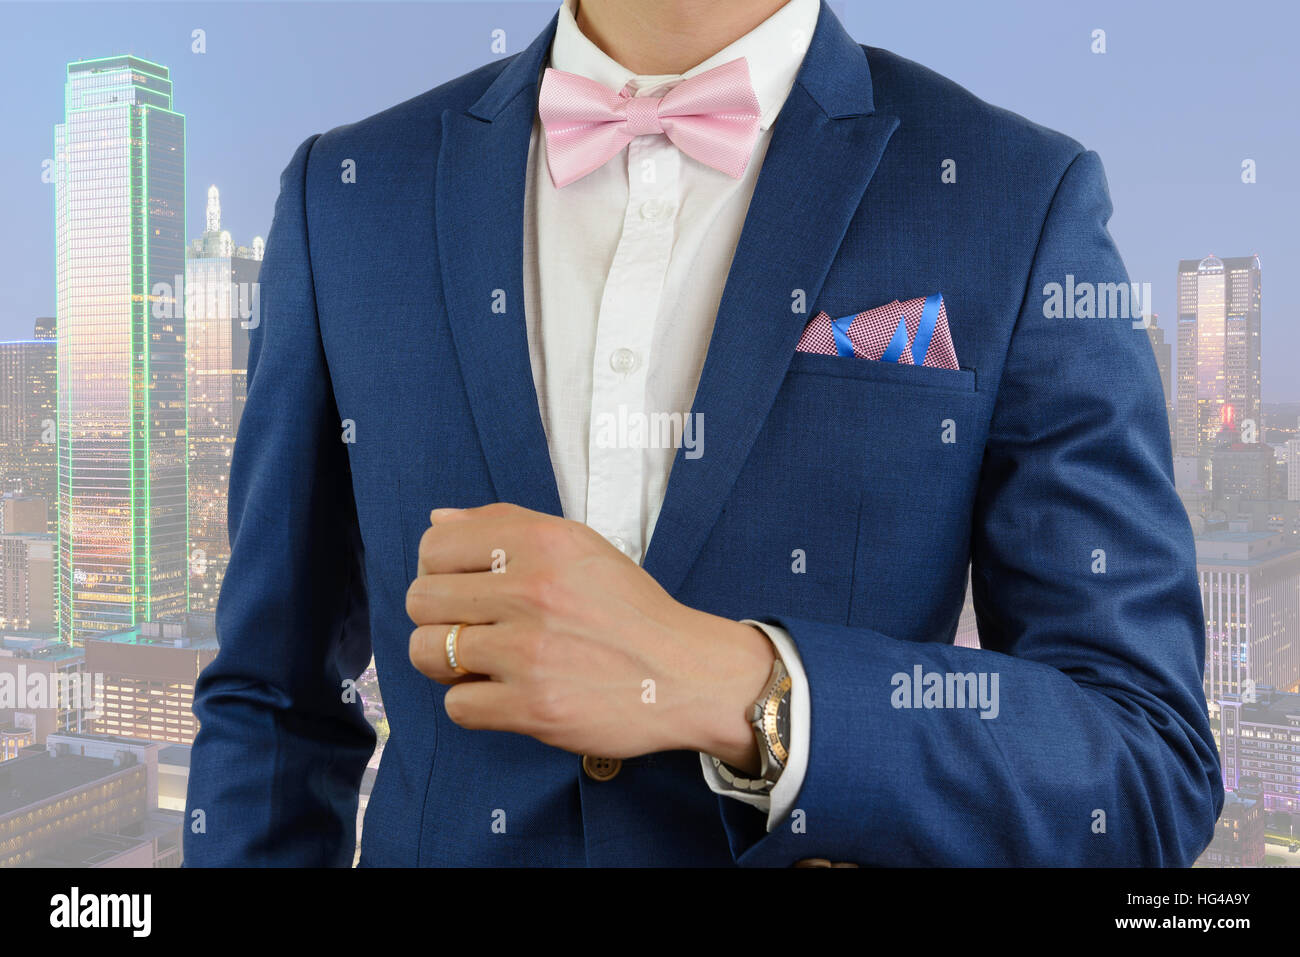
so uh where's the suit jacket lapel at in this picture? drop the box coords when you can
[643,4,900,595]
[434,14,564,516]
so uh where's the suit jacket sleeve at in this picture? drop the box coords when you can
[720,150,1225,866]
[184,135,377,866]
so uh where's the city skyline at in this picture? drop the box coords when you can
[2,0,1296,871]
[2,0,1295,394]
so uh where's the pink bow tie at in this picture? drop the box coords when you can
[538,57,762,188]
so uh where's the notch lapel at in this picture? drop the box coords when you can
[434,15,563,516]
[643,5,900,595]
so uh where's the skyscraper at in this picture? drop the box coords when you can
[1196,528,1300,704]
[0,532,54,631]
[54,57,187,644]
[1144,312,1174,451]
[0,325,57,521]
[185,186,260,611]
[1175,255,1263,461]
[1213,688,1300,820]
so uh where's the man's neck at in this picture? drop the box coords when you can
[574,0,792,75]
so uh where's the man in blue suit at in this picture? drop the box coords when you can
[185,0,1224,866]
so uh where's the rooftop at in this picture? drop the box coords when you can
[67,55,168,79]
[20,810,182,867]
[0,635,84,663]
[93,614,219,651]
[1195,529,1300,566]
[22,831,140,867]
[1238,691,1300,727]
[0,752,135,817]
[1197,530,1276,543]
[158,745,191,769]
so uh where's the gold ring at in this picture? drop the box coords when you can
[444,623,470,676]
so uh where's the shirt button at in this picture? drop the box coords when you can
[607,535,635,556]
[582,755,622,781]
[609,348,638,374]
[639,199,672,221]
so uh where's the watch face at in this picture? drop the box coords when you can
[774,692,790,762]
[762,674,792,765]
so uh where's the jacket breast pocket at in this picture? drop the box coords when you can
[788,355,986,641]
[679,354,985,637]
[785,350,977,394]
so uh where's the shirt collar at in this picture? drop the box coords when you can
[548,0,821,131]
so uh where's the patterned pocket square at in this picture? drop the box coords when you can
[796,293,960,370]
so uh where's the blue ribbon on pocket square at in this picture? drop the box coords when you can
[830,313,856,358]
[880,293,943,364]
[911,293,943,366]
[880,310,910,363]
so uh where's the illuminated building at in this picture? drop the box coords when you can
[1197,791,1266,868]
[1,726,34,761]
[185,186,260,611]
[85,613,217,745]
[0,532,54,631]
[1213,689,1300,822]
[1176,255,1263,462]
[1211,418,1275,505]
[0,634,91,743]
[0,732,181,867]
[54,57,187,644]
[1197,528,1300,704]
[0,328,57,519]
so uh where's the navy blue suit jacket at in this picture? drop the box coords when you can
[185,3,1224,866]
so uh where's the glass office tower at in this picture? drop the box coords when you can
[54,57,187,644]
[0,330,57,517]
[186,185,260,612]
[1175,254,1264,460]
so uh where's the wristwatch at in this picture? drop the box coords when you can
[713,656,791,790]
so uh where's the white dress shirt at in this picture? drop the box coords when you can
[521,0,819,830]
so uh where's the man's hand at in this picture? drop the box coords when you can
[405,503,775,770]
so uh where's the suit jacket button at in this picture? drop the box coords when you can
[794,858,833,868]
[582,755,622,781]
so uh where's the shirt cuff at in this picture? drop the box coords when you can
[698,620,810,832]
